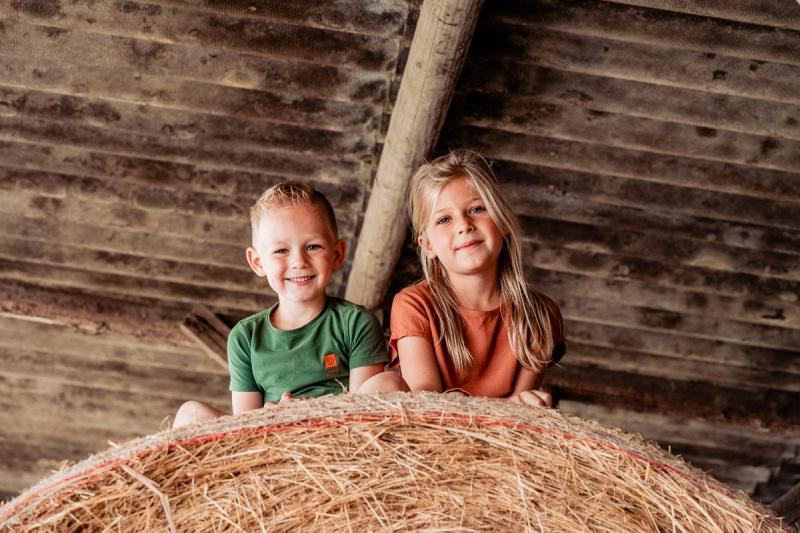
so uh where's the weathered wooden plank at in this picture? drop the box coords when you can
[0,140,363,207]
[606,0,800,32]
[0,279,210,346]
[0,315,224,373]
[531,243,800,305]
[0,211,244,268]
[520,216,800,283]
[563,297,800,357]
[502,158,800,231]
[0,55,382,133]
[564,340,800,392]
[532,268,800,329]
[8,0,410,38]
[452,92,800,177]
[0,236,263,292]
[0,257,268,313]
[0,435,93,495]
[0,189,249,244]
[0,87,375,160]
[0,20,390,103]
[459,62,800,143]
[468,23,800,104]
[3,5,400,72]
[548,366,800,428]
[560,401,799,465]
[487,0,800,67]
[0,374,226,440]
[0,165,363,235]
[0,116,366,180]
[0,345,229,401]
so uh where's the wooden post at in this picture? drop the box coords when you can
[345,0,484,309]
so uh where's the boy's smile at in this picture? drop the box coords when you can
[246,204,345,325]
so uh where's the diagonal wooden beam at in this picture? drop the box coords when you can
[345,0,485,310]
[179,305,230,371]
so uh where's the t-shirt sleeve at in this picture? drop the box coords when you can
[346,307,390,369]
[389,289,434,359]
[227,321,260,392]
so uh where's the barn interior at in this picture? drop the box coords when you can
[0,0,798,522]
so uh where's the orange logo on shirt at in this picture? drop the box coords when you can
[323,353,339,375]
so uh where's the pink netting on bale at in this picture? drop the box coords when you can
[0,393,789,532]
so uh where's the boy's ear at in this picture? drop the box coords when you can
[245,246,266,277]
[332,239,346,270]
[417,234,436,259]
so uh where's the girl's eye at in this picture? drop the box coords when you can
[469,205,486,214]
[435,215,451,225]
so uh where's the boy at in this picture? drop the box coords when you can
[173,182,406,428]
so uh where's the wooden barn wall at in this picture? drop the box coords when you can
[0,0,420,316]
[389,0,800,497]
[0,0,419,499]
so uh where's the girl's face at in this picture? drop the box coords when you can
[420,176,504,278]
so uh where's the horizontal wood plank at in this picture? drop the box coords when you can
[452,92,800,177]
[459,62,800,143]
[468,23,800,104]
[0,20,391,103]
[0,55,382,133]
[487,0,800,66]
[3,7,400,72]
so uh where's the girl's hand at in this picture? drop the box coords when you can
[508,389,552,408]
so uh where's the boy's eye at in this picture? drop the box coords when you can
[273,248,289,255]
[435,215,451,225]
[306,243,322,251]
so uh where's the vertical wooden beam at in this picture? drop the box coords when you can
[345,0,484,309]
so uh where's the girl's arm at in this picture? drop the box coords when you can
[397,336,443,392]
[509,367,552,407]
[232,391,264,415]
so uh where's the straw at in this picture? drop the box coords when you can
[0,393,789,532]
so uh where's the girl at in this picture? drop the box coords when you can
[390,149,566,406]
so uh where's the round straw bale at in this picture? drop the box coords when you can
[0,393,789,532]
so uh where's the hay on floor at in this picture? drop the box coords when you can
[0,392,789,532]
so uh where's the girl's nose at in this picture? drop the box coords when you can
[456,216,475,233]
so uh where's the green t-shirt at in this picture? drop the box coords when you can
[228,297,389,402]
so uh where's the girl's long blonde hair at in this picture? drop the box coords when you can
[408,149,555,373]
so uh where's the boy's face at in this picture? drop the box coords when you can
[246,204,345,310]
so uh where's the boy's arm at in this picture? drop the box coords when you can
[349,363,384,393]
[232,391,264,415]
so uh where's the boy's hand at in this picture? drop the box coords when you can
[508,389,552,408]
[279,392,295,404]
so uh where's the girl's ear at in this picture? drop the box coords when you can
[246,246,266,277]
[417,234,436,259]
[332,239,346,270]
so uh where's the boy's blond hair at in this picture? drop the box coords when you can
[250,182,339,244]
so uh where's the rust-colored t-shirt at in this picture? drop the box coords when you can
[389,282,565,397]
